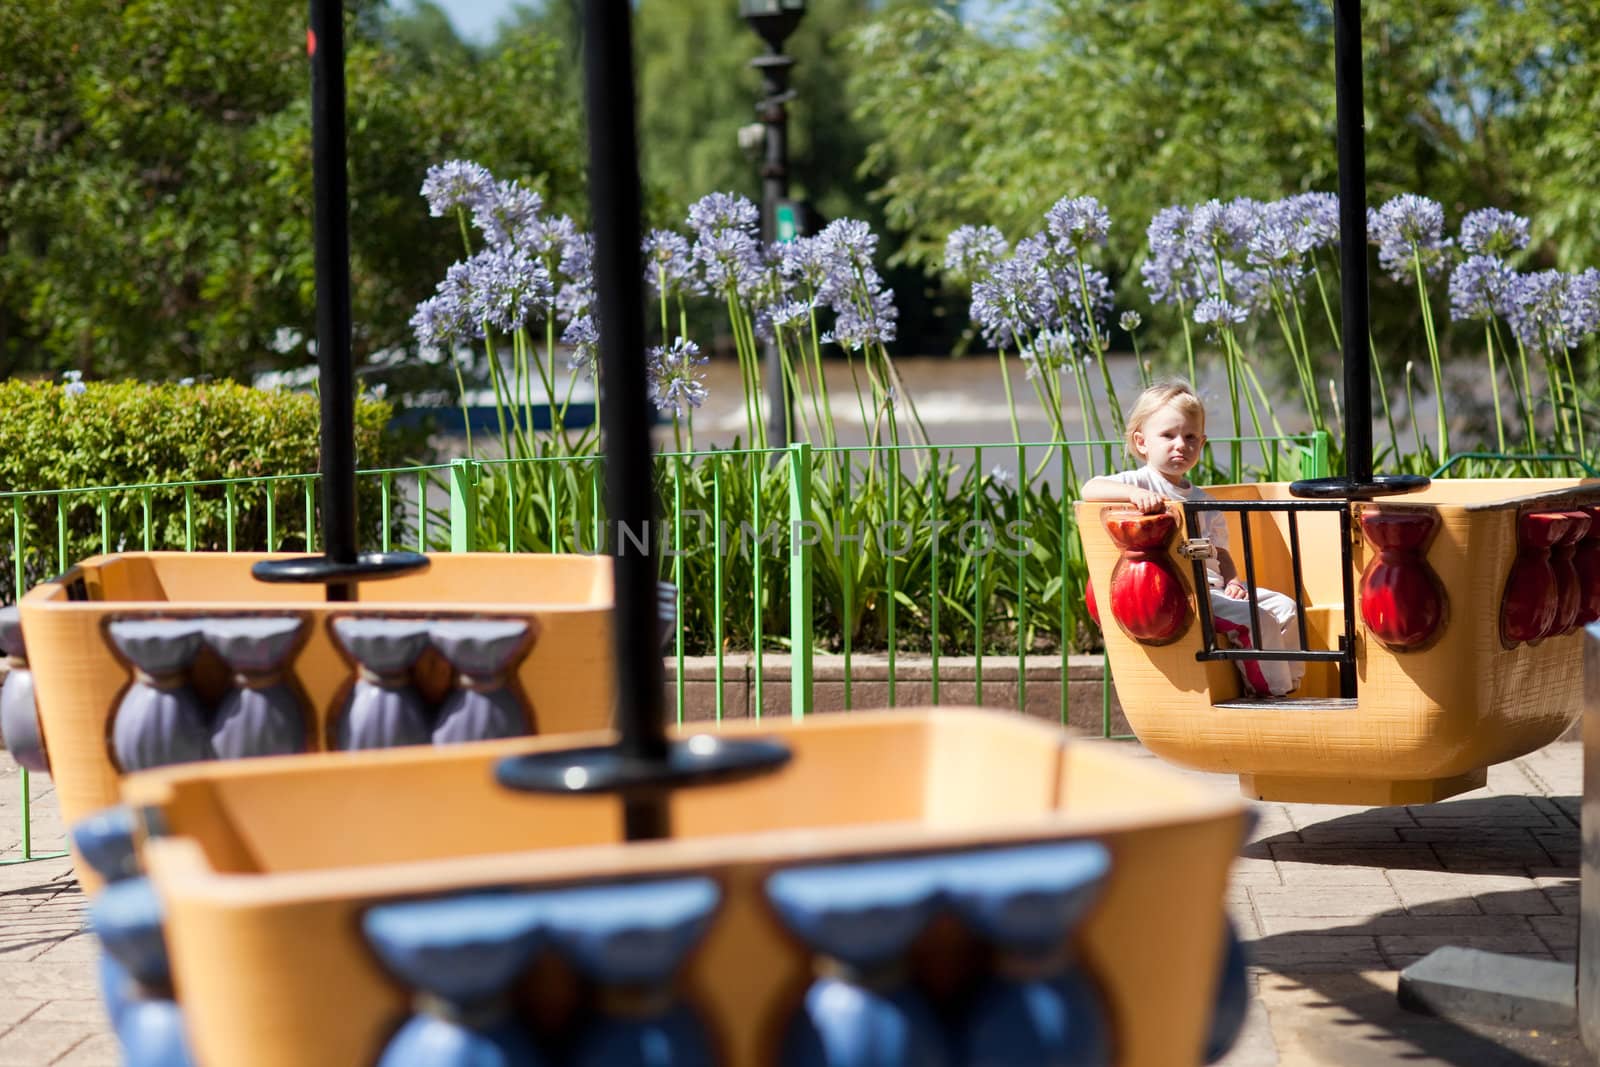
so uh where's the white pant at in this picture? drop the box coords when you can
[1209,586,1305,696]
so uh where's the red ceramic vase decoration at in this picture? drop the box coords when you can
[1358,508,1445,651]
[1501,510,1569,647]
[1575,506,1600,627]
[1102,508,1189,645]
[1084,577,1102,628]
[1545,510,1591,637]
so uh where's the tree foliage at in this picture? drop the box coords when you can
[0,0,585,382]
[846,0,1600,277]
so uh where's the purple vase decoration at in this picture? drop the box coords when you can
[203,616,308,759]
[943,842,1114,1067]
[767,857,952,1067]
[331,618,433,750]
[363,892,549,1067]
[107,620,213,772]
[0,605,48,772]
[541,877,721,1067]
[429,619,535,745]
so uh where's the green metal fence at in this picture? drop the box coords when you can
[1,431,1330,863]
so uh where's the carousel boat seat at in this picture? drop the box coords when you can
[79,708,1251,1067]
[1079,478,1600,805]
[15,551,624,887]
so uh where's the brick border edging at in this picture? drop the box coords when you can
[661,653,1133,736]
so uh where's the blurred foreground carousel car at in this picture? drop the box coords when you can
[1079,479,1600,804]
[72,707,1252,1067]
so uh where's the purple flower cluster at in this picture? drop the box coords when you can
[1368,194,1451,282]
[1500,269,1600,351]
[1143,194,1339,316]
[943,225,1009,281]
[647,337,709,417]
[643,230,699,299]
[411,160,595,353]
[1458,208,1531,257]
[958,197,1120,365]
[1447,254,1512,321]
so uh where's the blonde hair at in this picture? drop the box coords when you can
[1124,381,1206,460]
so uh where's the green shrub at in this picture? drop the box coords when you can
[0,379,394,601]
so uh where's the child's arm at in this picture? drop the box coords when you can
[1215,547,1248,599]
[1082,476,1166,514]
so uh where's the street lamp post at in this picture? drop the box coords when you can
[740,0,805,449]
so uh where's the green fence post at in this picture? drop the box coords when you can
[450,459,479,553]
[1301,430,1332,480]
[788,443,814,720]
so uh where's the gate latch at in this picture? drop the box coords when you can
[1178,538,1217,561]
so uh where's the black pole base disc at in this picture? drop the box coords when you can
[496,735,791,796]
[1288,474,1431,500]
[250,551,430,585]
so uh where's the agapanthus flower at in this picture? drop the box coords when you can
[1502,270,1583,350]
[647,337,709,417]
[643,230,699,298]
[561,316,599,377]
[471,179,544,250]
[411,259,479,348]
[767,298,814,330]
[1141,206,1195,305]
[1119,310,1142,332]
[421,160,495,218]
[1193,297,1249,327]
[1457,208,1531,257]
[778,235,832,291]
[1017,329,1073,380]
[1369,194,1451,281]
[988,465,1016,489]
[1447,255,1512,322]
[1561,268,1600,341]
[63,371,87,397]
[518,214,579,269]
[827,285,898,351]
[1060,265,1115,346]
[694,227,763,300]
[943,225,1009,281]
[1280,192,1340,249]
[971,252,1050,348]
[687,192,760,237]
[1044,195,1110,258]
[465,247,552,333]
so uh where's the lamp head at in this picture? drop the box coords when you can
[740,0,806,52]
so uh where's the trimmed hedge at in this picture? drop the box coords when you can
[0,380,394,602]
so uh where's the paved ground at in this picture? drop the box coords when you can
[0,741,1590,1066]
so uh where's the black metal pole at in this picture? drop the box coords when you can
[308,0,357,601]
[756,52,795,450]
[1332,0,1373,485]
[582,0,670,840]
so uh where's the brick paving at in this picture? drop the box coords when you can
[0,742,1590,1066]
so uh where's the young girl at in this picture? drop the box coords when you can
[1083,381,1304,697]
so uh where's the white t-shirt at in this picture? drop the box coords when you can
[1108,466,1228,587]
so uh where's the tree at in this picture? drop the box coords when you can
[0,0,586,382]
[846,0,1600,274]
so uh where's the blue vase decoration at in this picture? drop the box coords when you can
[363,892,549,1067]
[203,616,308,759]
[942,841,1114,1067]
[429,619,535,744]
[107,619,214,772]
[540,877,721,1067]
[0,605,48,772]
[73,805,141,884]
[766,857,951,1067]
[658,581,678,651]
[1204,917,1249,1064]
[331,618,433,750]
[74,806,143,1029]
[89,876,196,1067]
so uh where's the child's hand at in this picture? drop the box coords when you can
[1222,578,1248,600]
[1129,488,1166,514]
